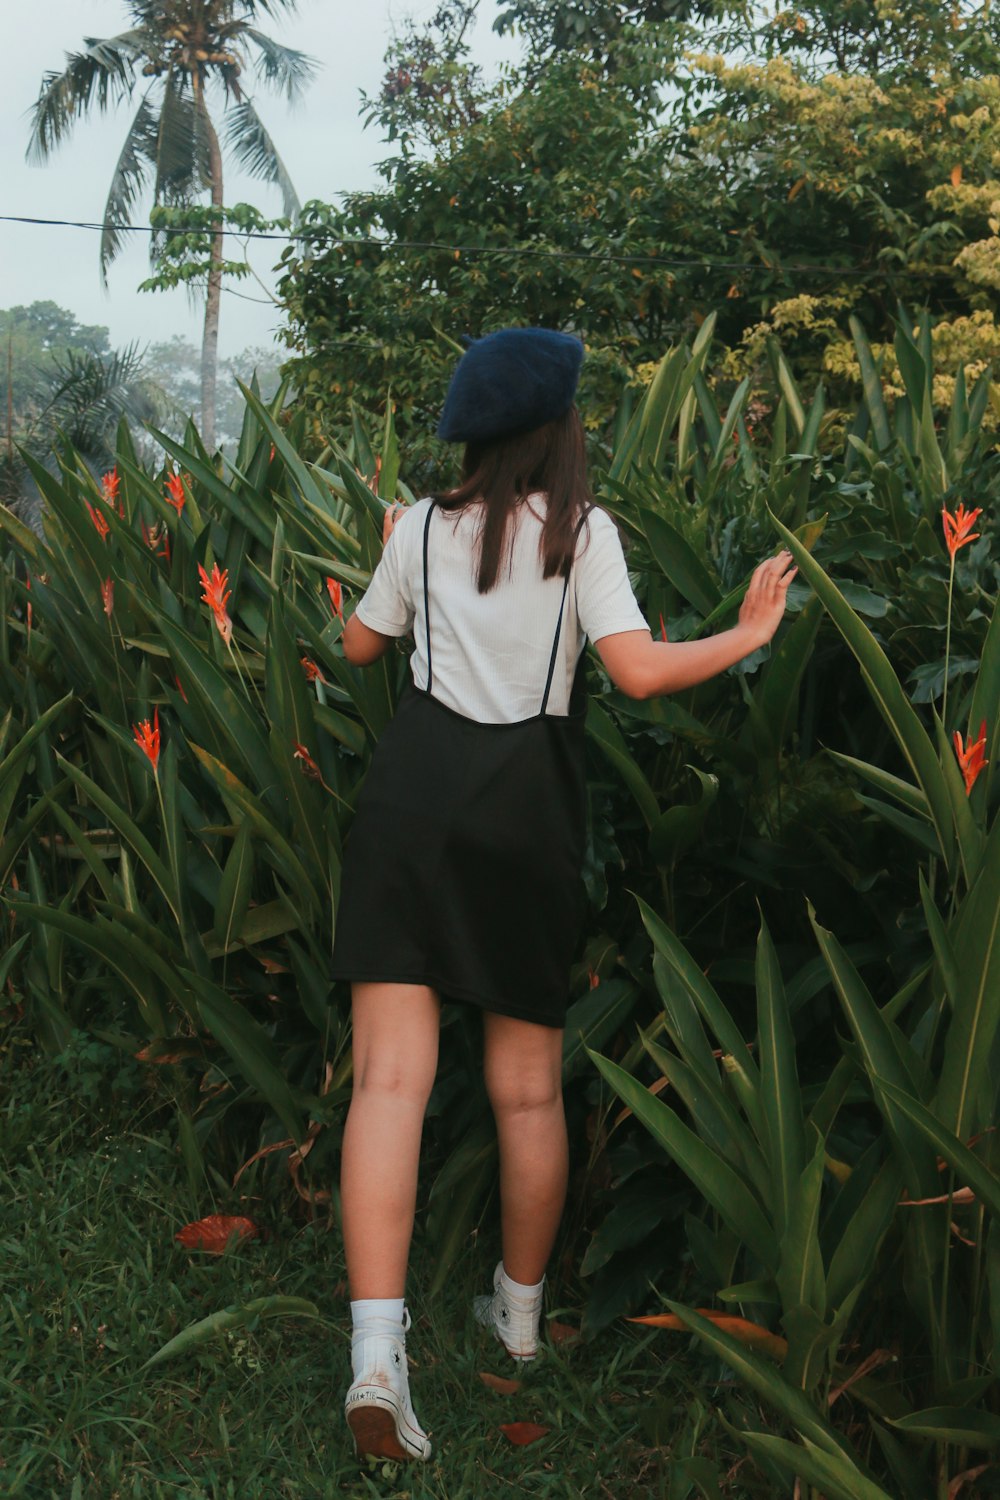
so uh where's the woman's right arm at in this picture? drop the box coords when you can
[595,552,797,700]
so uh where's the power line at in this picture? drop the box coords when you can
[0,212,915,279]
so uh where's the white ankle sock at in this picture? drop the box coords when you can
[350,1296,405,1332]
[499,1266,544,1301]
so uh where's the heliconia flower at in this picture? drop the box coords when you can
[197,562,233,645]
[300,655,324,683]
[942,503,983,558]
[953,720,988,795]
[659,613,668,643]
[132,706,161,772]
[174,674,188,704]
[100,577,114,616]
[326,577,344,620]
[165,472,186,514]
[101,468,121,509]
[86,500,110,540]
[292,742,323,780]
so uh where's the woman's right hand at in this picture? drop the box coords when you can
[738,551,797,649]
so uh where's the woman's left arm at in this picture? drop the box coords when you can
[343,613,396,665]
[342,502,410,666]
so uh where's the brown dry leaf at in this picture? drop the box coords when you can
[287,1062,336,1204]
[949,1463,990,1499]
[479,1372,521,1396]
[828,1348,894,1406]
[500,1422,550,1446]
[135,1039,205,1065]
[258,955,290,974]
[899,1186,976,1206]
[546,1320,580,1346]
[174,1214,258,1254]
[629,1310,788,1362]
[232,1137,295,1187]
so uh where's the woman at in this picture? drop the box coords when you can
[330,328,795,1462]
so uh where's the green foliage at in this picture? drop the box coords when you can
[277,0,1000,464]
[3,308,999,1495]
[586,313,1000,1494]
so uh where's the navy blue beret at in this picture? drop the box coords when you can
[437,327,584,443]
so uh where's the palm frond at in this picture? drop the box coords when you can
[242,27,318,102]
[223,98,300,217]
[151,68,208,210]
[34,344,165,461]
[101,92,159,282]
[27,32,148,162]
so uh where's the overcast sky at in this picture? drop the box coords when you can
[1,1,516,357]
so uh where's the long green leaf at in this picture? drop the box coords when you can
[639,897,760,1099]
[810,908,937,1197]
[662,1301,852,1458]
[589,1050,775,1268]
[936,812,1000,1138]
[737,1430,892,1500]
[770,512,955,867]
[878,1080,1000,1220]
[188,973,307,1144]
[142,1297,320,1370]
[756,918,805,1237]
[586,701,659,827]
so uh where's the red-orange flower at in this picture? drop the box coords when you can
[293,742,323,780]
[300,655,324,683]
[100,576,114,616]
[659,613,668,643]
[86,500,110,540]
[954,720,988,795]
[101,468,121,511]
[197,562,232,645]
[326,577,344,620]
[174,674,188,704]
[165,472,186,514]
[132,706,160,772]
[942,503,983,558]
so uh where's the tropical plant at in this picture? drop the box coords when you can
[27,0,316,447]
[2,311,998,1497]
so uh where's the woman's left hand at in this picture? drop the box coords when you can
[382,502,406,547]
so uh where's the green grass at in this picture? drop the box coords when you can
[0,1031,724,1500]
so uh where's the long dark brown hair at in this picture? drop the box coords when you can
[434,405,592,594]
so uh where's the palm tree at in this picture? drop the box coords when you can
[28,1,316,448]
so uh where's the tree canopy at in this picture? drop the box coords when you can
[274,0,1000,469]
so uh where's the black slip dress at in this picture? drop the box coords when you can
[329,501,589,1028]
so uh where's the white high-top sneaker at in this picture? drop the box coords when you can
[345,1308,431,1462]
[473,1261,544,1361]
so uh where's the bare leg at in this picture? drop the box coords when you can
[341,982,441,1299]
[482,1012,567,1286]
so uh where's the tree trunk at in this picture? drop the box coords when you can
[195,74,223,451]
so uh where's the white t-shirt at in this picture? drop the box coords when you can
[354,495,649,723]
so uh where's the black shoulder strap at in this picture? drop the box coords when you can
[540,506,593,715]
[421,502,435,692]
